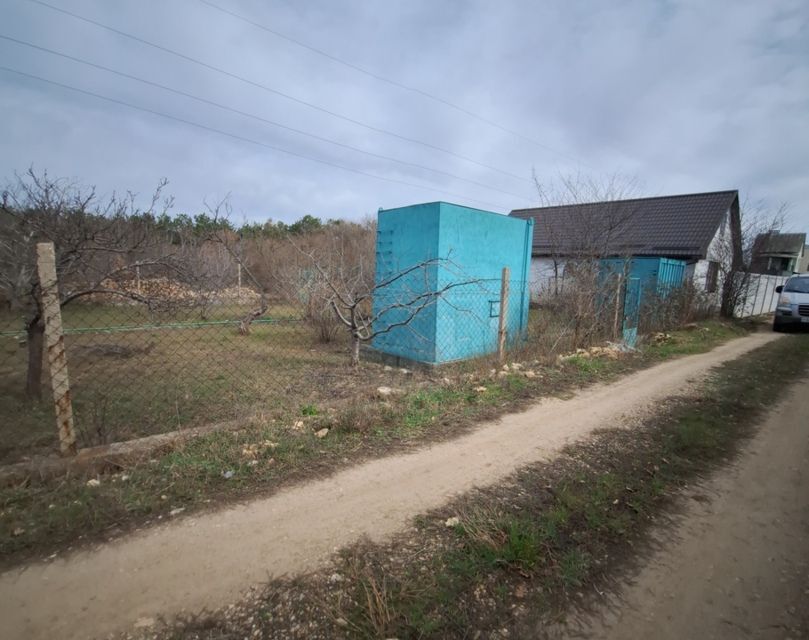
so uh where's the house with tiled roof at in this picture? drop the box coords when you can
[750,231,807,276]
[509,190,743,306]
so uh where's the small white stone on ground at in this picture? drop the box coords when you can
[133,617,155,629]
[315,428,329,439]
[445,516,460,527]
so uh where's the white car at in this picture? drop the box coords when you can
[774,273,809,331]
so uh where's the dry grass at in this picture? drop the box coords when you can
[0,303,385,462]
[0,315,751,566]
[143,332,809,640]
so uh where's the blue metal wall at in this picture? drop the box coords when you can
[599,257,686,297]
[372,202,533,364]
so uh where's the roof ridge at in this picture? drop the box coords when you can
[510,189,738,213]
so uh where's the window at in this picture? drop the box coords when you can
[784,277,809,294]
[705,261,719,293]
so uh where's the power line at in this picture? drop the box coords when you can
[0,66,516,211]
[0,34,529,201]
[27,0,532,185]
[197,0,587,167]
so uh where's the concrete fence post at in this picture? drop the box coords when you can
[761,277,771,316]
[36,242,77,456]
[498,266,510,363]
[753,275,762,316]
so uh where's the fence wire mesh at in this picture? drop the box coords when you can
[0,243,748,465]
[0,251,537,462]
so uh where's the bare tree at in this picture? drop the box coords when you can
[199,198,269,334]
[0,168,181,400]
[291,235,479,366]
[530,171,642,347]
[713,197,788,317]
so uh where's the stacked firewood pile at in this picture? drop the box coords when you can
[81,277,261,306]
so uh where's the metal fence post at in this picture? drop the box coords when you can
[36,242,77,456]
[497,267,510,363]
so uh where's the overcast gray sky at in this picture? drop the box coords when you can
[1,0,807,229]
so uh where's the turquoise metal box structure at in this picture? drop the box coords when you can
[371,202,533,365]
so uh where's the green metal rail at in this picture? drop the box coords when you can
[0,316,303,339]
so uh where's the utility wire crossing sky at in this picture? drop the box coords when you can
[1,0,806,226]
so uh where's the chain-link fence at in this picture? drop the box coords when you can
[0,260,333,460]
[0,246,541,463]
[0,240,731,465]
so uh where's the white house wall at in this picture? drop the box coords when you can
[705,208,732,264]
[529,257,565,299]
[687,207,732,307]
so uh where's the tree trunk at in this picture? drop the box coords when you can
[553,260,559,296]
[350,335,361,367]
[612,274,623,341]
[25,321,44,401]
[719,272,737,318]
[238,294,269,335]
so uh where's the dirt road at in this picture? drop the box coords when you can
[0,332,780,640]
[553,371,809,639]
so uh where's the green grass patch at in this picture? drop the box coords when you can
[0,318,754,566]
[643,318,750,359]
[154,333,809,639]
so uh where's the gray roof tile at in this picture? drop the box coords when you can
[752,232,806,256]
[510,190,739,259]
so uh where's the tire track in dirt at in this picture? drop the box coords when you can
[0,332,780,640]
[546,372,809,639]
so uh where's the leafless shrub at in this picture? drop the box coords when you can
[288,226,483,365]
[638,282,714,334]
[528,173,643,351]
[303,279,343,343]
